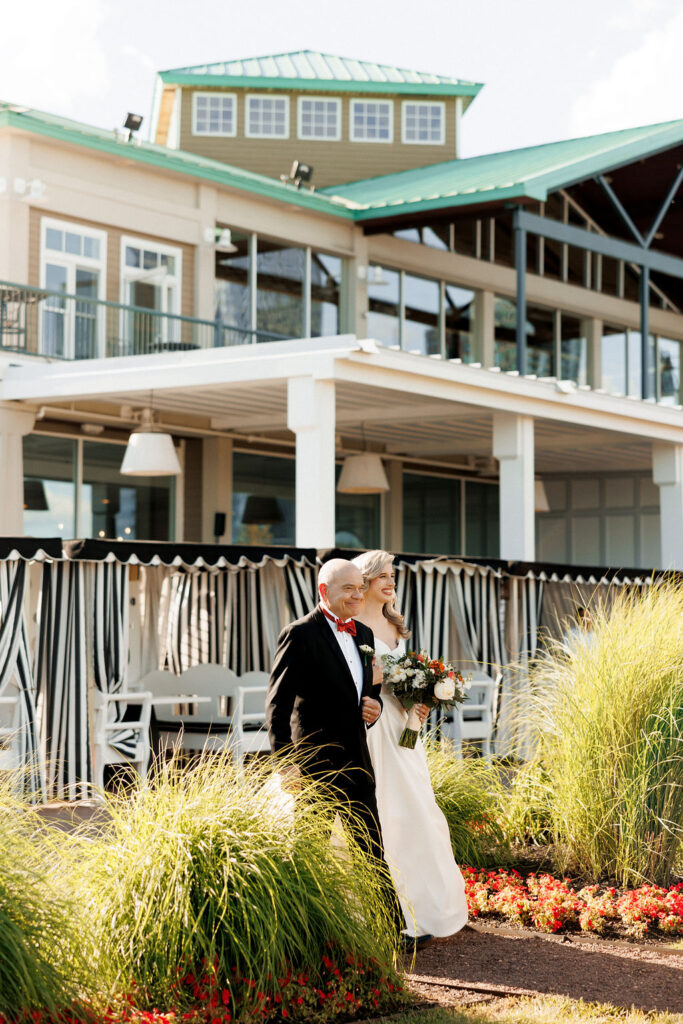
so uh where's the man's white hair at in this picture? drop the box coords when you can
[318,557,361,588]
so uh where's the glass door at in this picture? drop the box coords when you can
[40,220,105,358]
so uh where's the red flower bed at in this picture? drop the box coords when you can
[0,951,403,1024]
[462,866,683,938]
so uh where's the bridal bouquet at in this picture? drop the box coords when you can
[381,650,468,749]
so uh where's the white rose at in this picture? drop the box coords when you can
[434,678,456,700]
[405,668,415,677]
[412,670,427,688]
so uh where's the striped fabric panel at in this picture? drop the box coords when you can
[35,562,90,801]
[0,562,44,800]
[91,563,136,757]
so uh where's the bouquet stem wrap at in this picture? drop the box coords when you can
[399,707,422,749]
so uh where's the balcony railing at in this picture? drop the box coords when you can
[0,281,288,360]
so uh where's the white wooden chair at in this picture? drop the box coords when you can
[0,693,21,770]
[237,670,270,690]
[92,688,153,792]
[141,665,239,753]
[231,684,270,766]
[441,670,501,757]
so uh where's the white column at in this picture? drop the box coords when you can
[195,185,217,322]
[474,290,495,367]
[652,443,683,569]
[0,405,36,535]
[493,412,535,560]
[201,437,233,543]
[584,317,602,389]
[287,377,335,549]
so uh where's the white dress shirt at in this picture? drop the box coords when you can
[322,610,363,702]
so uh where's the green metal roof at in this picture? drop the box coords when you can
[0,103,354,219]
[159,50,483,98]
[322,119,683,219]
[3,102,683,227]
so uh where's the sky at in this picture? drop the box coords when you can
[1,0,682,158]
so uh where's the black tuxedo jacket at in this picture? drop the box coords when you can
[266,607,381,803]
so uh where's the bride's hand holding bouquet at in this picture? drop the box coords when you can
[381,649,468,748]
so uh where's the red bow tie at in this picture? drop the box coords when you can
[321,606,357,636]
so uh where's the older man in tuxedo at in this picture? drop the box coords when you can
[266,558,401,931]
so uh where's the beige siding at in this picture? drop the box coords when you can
[155,86,177,146]
[29,208,195,317]
[179,88,457,187]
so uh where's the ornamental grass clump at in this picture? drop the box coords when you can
[525,580,683,887]
[425,740,509,867]
[0,781,95,1020]
[71,753,402,1019]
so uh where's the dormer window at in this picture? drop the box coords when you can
[402,102,445,144]
[298,97,341,140]
[246,96,289,138]
[192,93,236,136]
[350,100,393,143]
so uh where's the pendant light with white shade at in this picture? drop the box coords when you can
[336,452,389,495]
[120,408,181,477]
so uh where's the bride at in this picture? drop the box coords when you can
[352,549,468,942]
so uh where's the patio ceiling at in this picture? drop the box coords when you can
[71,377,653,475]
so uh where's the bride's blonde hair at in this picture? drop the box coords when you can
[351,549,410,638]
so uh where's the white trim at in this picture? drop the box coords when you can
[168,88,181,149]
[349,99,394,144]
[119,236,183,313]
[40,217,107,359]
[245,94,290,139]
[296,96,341,142]
[401,100,445,146]
[191,91,237,138]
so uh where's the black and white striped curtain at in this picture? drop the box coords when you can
[495,574,546,758]
[395,562,504,668]
[35,562,90,800]
[166,559,317,675]
[0,561,44,800]
[91,562,135,756]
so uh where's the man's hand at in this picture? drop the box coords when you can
[361,696,381,724]
[278,764,301,793]
[371,657,383,688]
[414,703,430,724]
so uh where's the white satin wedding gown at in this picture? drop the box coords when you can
[368,637,469,938]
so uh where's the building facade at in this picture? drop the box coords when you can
[1,53,683,569]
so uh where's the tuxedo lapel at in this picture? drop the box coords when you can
[313,607,361,702]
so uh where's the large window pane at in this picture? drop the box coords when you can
[658,337,681,405]
[82,442,173,541]
[444,284,475,361]
[403,273,440,356]
[335,465,381,549]
[602,324,627,394]
[627,331,656,398]
[403,473,462,556]
[311,252,341,337]
[215,231,251,344]
[494,297,554,375]
[256,240,304,339]
[232,452,295,545]
[366,266,400,346]
[465,481,499,557]
[560,314,587,384]
[23,435,76,537]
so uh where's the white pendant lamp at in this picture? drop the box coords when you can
[120,409,181,477]
[337,453,389,495]
[534,479,550,513]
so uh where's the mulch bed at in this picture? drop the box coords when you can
[404,923,683,1014]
